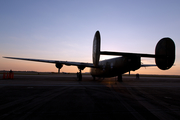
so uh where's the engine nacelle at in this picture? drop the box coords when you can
[92,31,101,67]
[55,63,63,69]
[155,37,175,70]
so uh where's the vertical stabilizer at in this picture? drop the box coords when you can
[93,31,101,67]
[155,37,175,70]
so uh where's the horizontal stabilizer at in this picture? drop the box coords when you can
[100,51,156,58]
[141,64,156,67]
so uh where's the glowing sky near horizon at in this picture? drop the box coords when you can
[0,0,180,75]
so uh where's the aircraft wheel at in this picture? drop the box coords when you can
[92,76,96,80]
[118,74,122,82]
[78,73,82,81]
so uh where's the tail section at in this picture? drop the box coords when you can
[92,31,176,70]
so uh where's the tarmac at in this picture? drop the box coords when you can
[0,74,180,120]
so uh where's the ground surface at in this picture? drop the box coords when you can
[0,74,180,120]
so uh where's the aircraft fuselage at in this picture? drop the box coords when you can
[90,56,141,78]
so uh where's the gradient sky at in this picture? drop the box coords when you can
[0,0,180,75]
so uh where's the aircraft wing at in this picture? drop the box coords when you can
[3,56,96,68]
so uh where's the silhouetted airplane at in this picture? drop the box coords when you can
[3,31,175,82]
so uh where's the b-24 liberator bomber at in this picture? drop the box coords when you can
[3,31,175,82]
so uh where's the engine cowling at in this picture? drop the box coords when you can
[55,63,63,69]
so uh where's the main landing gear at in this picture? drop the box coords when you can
[77,69,82,81]
[118,74,122,82]
[77,66,85,81]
